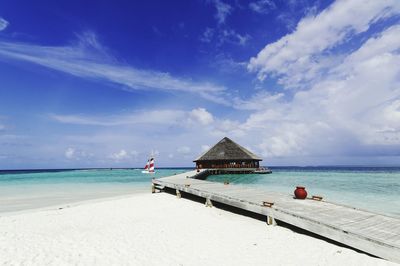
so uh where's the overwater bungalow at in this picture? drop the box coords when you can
[194,137,271,174]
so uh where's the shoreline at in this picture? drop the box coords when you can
[0,191,148,217]
[0,185,151,217]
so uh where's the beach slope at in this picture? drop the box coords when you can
[0,193,396,266]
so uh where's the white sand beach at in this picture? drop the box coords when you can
[0,192,396,266]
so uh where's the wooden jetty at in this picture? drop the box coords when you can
[152,170,400,263]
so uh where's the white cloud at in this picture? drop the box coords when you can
[249,0,276,14]
[242,22,400,159]
[64,147,93,160]
[201,0,249,47]
[201,145,210,152]
[201,27,250,47]
[248,0,400,87]
[0,18,8,31]
[200,28,215,43]
[50,109,187,126]
[212,53,247,73]
[51,108,217,128]
[210,0,232,25]
[213,119,243,137]
[233,91,284,111]
[276,13,297,31]
[65,148,75,159]
[0,32,227,103]
[109,149,129,161]
[188,108,214,125]
[220,29,250,46]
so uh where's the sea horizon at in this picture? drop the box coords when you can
[2,165,400,173]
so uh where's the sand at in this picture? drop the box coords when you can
[0,193,397,266]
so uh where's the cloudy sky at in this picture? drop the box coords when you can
[0,0,399,169]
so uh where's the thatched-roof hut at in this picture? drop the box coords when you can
[194,137,263,174]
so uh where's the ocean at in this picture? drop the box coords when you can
[1,167,399,217]
[0,168,187,214]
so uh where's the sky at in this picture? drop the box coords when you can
[0,0,399,169]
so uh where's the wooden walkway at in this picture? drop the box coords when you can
[152,170,400,263]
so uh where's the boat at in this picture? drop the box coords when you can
[142,157,155,174]
[253,167,272,174]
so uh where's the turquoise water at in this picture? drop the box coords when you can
[0,168,187,213]
[1,167,399,217]
[208,167,400,218]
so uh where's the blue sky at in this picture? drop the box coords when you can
[0,0,400,169]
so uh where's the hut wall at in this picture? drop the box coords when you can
[196,160,259,169]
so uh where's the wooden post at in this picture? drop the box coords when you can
[205,198,213,207]
[176,189,181,199]
[266,215,276,226]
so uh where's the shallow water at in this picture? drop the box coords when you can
[0,168,187,213]
[1,167,399,217]
[207,167,400,218]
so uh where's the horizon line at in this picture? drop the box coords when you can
[1,165,400,172]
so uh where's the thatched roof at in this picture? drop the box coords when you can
[194,137,262,162]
